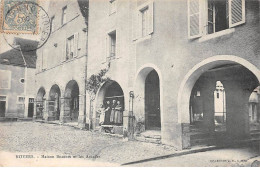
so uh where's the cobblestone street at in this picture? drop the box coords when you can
[0,121,178,166]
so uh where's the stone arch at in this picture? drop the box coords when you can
[49,84,61,120]
[134,63,163,131]
[94,80,125,128]
[35,87,46,119]
[36,87,46,101]
[64,80,80,122]
[178,55,260,124]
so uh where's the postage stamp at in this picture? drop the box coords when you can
[0,0,51,51]
[0,0,39,34]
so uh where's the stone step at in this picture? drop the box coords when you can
[18,118,33,121]
[135,136,161,144]
[190,137,215,147]
[0,117,18,122]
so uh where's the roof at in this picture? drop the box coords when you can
[0,38,38,68]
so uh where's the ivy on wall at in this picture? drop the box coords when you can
[86,69,110,100]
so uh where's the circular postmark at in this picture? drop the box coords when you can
[1,0,51,52]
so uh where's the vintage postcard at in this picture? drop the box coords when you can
[0,0,259,167]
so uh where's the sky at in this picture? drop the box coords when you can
[0,0,50,53]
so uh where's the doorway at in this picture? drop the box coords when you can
[28,98,34,118]
[145,70,161,130]
[0,101,6,117]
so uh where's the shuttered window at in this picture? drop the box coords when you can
[65,32,79,60]
[133,1,154,41]
[188,0,202,39]
[229,0,245,27]
[188,0,245,39]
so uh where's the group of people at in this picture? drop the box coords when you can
[97,99,123,126]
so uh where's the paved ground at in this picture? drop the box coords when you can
[0,121,177,166]
[0,121,259,167]
[129,146,260,167]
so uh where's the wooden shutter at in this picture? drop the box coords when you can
[148,1,154,35]
[116,30,120,58]
[132,10,139,41]
[188,0,202,39]
[229,0,245,28]
[101,35,108,63]
[63,38,67,61]
[74,32,79,57]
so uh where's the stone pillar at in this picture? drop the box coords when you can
[47,100,56,121]
[60,97,71,123]
[78,94,86,129]
[33,100,37,120]
[43,99,49,121]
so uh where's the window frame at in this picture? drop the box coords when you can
[0,95,8,115]
[17,96,25,104]
[0,70,11,89]
[188,0,246,39]
[109,0,117,15]
[140,6,149,37]
[133,0,154,41]
[61,6,67,25]
[51,16,55,32]
[66,35,75,60]
[108,30,117,60]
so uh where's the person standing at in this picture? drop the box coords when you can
[110,100,117,124]
[97,104,105,125]
[114,100,123,125]
[104,100,111,125]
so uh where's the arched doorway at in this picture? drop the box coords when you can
[49,84,61,120]
[179,56,260,147]
[64,80,79,122]
[36,87,46,119]
[95,80,124,129]
[134,66,162,133]
[145,70,161,130]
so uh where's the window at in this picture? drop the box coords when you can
[0,96,7,101]
[20,78,25,84]
[29,98,34,103]
[66,35,74,60]
[17,96,25,104]
[51,16,55,32]
[62,6,67,25]
[0,70,11,89]
[188,0,245,39]
[109,0,116,14]
[108,31,116,60]
[133,1,154,40]
[207,0,229,34]
[65,33,79,60]
[141,7,149,37]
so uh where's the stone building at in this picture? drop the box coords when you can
[87,0,260,149]
[0,38,37,119]
[35,0,88,128]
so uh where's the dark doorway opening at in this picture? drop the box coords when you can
[28,98,34,118]
[0,101,6,117]
[145,70,161,130]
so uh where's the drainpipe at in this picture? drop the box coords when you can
[18,45,28,118]
[84,25,88,130]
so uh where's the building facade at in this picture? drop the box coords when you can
[35,0,88,128]
[87,0,260,149]
[0,38,37,119]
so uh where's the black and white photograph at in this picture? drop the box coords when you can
[0,0,259,167]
